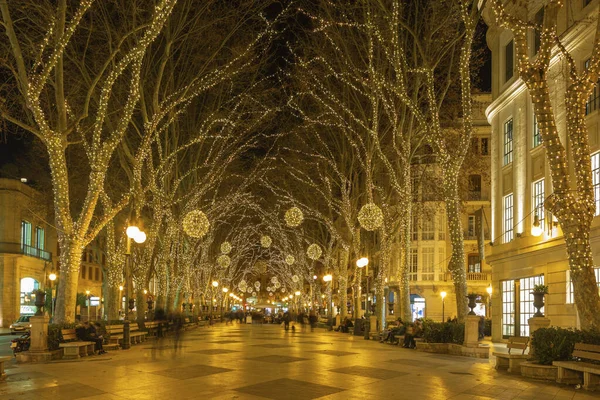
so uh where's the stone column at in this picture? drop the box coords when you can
[464,315,480,348]
[29,315,49,352]
[528,317,551,358]
[369,315,378,333]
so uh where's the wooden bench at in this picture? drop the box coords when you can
[107,323,148,348]
[492,336,529,373]
[183,317,195,330]
[58,329,95,359]
[0,356,11,380]
[198,317,208,327]
[145,321,163,337]
[554,343,600,390]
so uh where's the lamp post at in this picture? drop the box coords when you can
[440,291,447,322]
[294,290,301,314]
[49,272,56,321]
[323,274,333,331]
[85,290,91,321]
[211,281,219,321]
[222,287,229,318]
[356,257,369,317]
[486,285,493,319]
[123,223,146,350]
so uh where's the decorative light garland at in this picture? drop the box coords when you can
[358,203,384,231]
[307,243,322,260]
[183,210,210,238]
[285,206,304,227]
[260,235,272,248]
[220,241,232,254]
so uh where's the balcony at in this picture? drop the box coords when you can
[464,232,491,241]
[445,272,489,281]
[0,242,52,262]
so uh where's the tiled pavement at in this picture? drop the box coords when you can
[0,324,597,400]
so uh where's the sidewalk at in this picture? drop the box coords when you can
[0,327,12,336]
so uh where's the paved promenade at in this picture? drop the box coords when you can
[0,323,596,400]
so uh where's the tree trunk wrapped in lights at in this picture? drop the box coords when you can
[491,0,600,329]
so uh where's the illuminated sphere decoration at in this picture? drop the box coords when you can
[260,235,272,248]
[182,210,210,238]
[281,287,286,293]
[267,286,271,292]
[239,279,246,288]
[220,241,232,254]
[358,203,384,231]
[307,243,322,260]
[271,277,278,284]
[252,291,257,297]
[217,254,231,268]
[284,207,304,227]
[254,281,261,288]
[285,255,295,265]
[246,287,253,294]
[292,274,299,283]
[275,281,281,288]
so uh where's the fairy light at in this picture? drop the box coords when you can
[307,243,322,260]
[220,242,232,254]
[260,235,272,248]
[183,210,210,238]
[285,255,295,265]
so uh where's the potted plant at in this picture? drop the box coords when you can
[466,293,479,315]
[531,284,548,317]
[33,289,46,316]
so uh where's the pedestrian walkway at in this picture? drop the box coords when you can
[0,323,595,400]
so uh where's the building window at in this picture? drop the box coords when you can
[471,138,479,154]
[411,216,418,241]
[35,227,45,251]
[504,194,514,243]
[533,179,545,227]
[95,268,100,281]
[438,247,446,281]
[422,217,434,241]
[467,215,477,238]
[504,118,513,165]
[519,275,545,336]
[593,152,600,216]
[409,248,418,281]
[533,114,542,148]
[422,247,435,281]
[505,40,514,82]
[468,175,482,200]
[502,280,515,337]
[81,265,86,279]
[21,220,32,248]
[585,58,600,115]
[437,213,446,240]
[533,8,544,56]
[468,254,481,273]
[481,138,489,155]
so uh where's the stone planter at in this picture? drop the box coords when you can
[467,295,478,315]
[531,292,545,317]
[520,361,558,381]
[34,291,46,316]
[415,341,489,359]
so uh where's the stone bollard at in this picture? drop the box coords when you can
[122,320,131,350]
[29,315,49,352]
[363,319,370,340]
[464,315,480,348]
[528,316,550,359]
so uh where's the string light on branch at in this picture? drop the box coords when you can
[217,254,231,268]
[358,203,383,231]
[307,243,322,260]
[285,255,295,265]
[220,242,232,254]
[260,235,272,248]
[285,206,304,227]
[182,210,210,238]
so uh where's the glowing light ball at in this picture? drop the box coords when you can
[220,242,232,254]
[284,207,304,227]
[307,244,322,260]
[260,235,272,248]
[285,255,295,265]
[217,254,231,268]
[358,203,383,231]
[182,210,210,238]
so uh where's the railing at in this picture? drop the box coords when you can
[465,192,490,201]
[445,272,489,281]
[0,242,52,261]
[463,232,491,241]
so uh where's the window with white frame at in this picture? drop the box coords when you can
[504,119,513,165]
[533,179,545,227]
[422,217,434,240]
[421,247,435,281]
[504,194,514,243]
[409,248,418,281]
[21,220,32,248]
[412,215,419,241]
[592,152,600,216]
[533,114,542,148]
[502,280,515,337]
[467,215,477,238]
[437,213,446,240]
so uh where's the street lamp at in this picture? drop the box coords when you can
[486,285,493,318]
[123,222,146,349]
[440,291,447,322]
[48,272,57,320]
[356,257,369,316]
